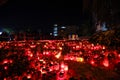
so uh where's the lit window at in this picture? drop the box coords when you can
[54,27,58,31]
[61,26,66,29]
[54,34,58,36]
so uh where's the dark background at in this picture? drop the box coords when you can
[0,0,82,33]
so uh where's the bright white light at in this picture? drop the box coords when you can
[61,26,66,29]
[54,34,58,36]
[0,32,2,35]
[50,33,52,35]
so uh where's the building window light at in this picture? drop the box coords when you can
[0,32,2,35]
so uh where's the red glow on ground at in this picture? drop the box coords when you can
[27,74,31,79]
[90,60,95,65]
[3,59,8,64]
[103,59,109,67]
[4,66,8,70]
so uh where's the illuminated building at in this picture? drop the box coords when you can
[53,24,58,36]
[96,22,108,32]
[83,0,120,30]
[52,24,79,40]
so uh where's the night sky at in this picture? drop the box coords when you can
[0,0,82,33]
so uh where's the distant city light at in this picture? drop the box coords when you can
[54,34,58,36]
[54,31,57,34]
[96,22,107,31]
[61,26,66,29]
[101,22,107,31]
[53,27,58,36]
[54,24,58,27]
[0,32,2,35]
[54,27,58,31]
[50,33,52,35]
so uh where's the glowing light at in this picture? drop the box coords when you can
[51,61,53,64]
[0,39,120,80]
[79,51,83,55]
[61,26,66,29]
[49,68,53,72]
[59,47,62,50]
[0,45,2,48]
[39,59,43,62]
[70,57,74,60]
[0,32,2,35]
[43,61,46,64]
[4,78,7,80]
[103,46,105,49]
[30,54,33,57]
[94,55,98,58]
[53,26,58,36]
[37,57,40,60]
[30,45,36,48]
[54,34,58,36]
[51,46,55,49]
[4,66,8,70]
[44,45,47,48]
[27,50,31,54]
[61,63,65,69]
[3,59,8,64]
[55,52,61,59]
[54,65,59,70]
[43,51,50,55]
[76,57,84,62]
[27,74,31,79]
[103,58,109,67]
[9,59,13,63]
[46,52,49,55]
[90,60,95,65]
[64,65,68,71]
[41,71,46,74]
[91,44,94,46]
[43,52,46,55]
[76,45,80,49]
[60,69,64,72]
[73,47,75,49]
[118,54,120,58]
[54,24,58,26]
[18,43,22,46]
